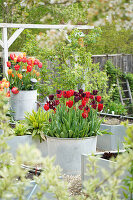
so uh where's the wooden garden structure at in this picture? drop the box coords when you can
[0,23,94,76]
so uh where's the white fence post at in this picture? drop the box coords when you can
[2,27,8,76]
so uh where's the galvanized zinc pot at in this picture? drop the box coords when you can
[97,124,128,151]
[10,90,37,120]
[47,136,97,175]
[7,135,48,158]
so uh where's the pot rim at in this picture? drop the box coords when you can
[10,89,37,92]
[46,135,97,140]
[101,123,133,126]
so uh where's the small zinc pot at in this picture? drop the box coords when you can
[97,124,128,151]
[47,136,97,175]
[7,135,48,158]
[10,90,37,120]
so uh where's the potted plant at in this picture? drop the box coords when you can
[81,150,129,199]
[44,89,106,174]
[6,53,43,120]
[9,108,48,157]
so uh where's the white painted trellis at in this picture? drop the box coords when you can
[0,23,94,76]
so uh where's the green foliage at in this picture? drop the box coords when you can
[13,123,30,136]
[24,108,49,141]
[89,23,133,54]
[122,123,133,199]
[104,60,133,106]
[104,101,127,115]
[36,29,108,101]
[125,73,133,94]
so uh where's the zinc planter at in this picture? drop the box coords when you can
[97,124,127,151]
[10,90,37,120]
[81,150,128,199]
[47,136,97,175]
[7,135,48,158]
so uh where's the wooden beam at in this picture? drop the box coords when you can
[2,27,8,76]
[0,23,94,30]
[0,51,24,57]
[8,28,24,48]
[0,39,4,48]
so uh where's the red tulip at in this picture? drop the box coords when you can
[86,92,90,98]
[82,112,88,118]
[91,104,97,109]
[44,104,49,111]
[11,87,19,94]
[96,96,102,102]
[70,90,74,96]
[27,59,32,65]
[17,56,22,62]
[82,100,86,107]
[10,53,16,60]
[66,100,73,108]
[14,64,20,71]
[38,62,42,68]
[22,57,27,63]
[66,91,71,98]
[78,105,83,110]
[7,61,11,67]
[63,90,71,98]
[89,95,94,99]
[27,65,32,72]
[34,59,39,65]
[84,106,90,112]
[63,91,67,98]
[55,100,60,106]
[56,93,62,98]
[98,104,103,111]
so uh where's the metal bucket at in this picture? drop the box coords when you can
[7,135,48,158]
[97,124,127,151]
[47,136,97,175]
[10,90,37,120]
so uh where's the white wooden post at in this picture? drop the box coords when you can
[2,27,8,76]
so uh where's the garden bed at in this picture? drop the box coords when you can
[81,150,128,199]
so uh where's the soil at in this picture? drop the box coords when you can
[100,116,133,125]
[101,152,118,160]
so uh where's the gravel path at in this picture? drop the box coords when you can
[63,174,82,197]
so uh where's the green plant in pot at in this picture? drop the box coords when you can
[43,88,107,174]
[10,108,49,157]
[24,108,49,141]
